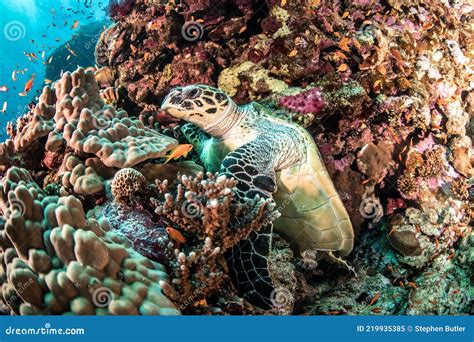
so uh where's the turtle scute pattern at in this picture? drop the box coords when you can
[0,167,179,315]
[274,133,354,256]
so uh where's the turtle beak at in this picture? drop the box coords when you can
[161,93,174,111]
[161,88,187,118]
[161,88,183,111]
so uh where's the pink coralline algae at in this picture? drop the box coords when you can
[278,88,325,115]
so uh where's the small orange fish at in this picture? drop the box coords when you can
[24,52,38,60]
[72,20,79,29]
[163,144,193,164]
[24,74,35,93]
[166,227,186,244]
[196,299,208,307]
[369,293,380,306]
[338,37,351,52]
[288,49,298,57]
[0,86,8,92]
[337,63,348,72]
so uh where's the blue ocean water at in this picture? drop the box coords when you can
[0,0,111,140]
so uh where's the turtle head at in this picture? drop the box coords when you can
[161,85,235,129]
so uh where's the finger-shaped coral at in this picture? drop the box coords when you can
[59,154,112,195]
[9,68,178,170]
[0,167,179,315]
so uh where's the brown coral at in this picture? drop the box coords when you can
[111,168,147,204]
[59,154,113,196]
[151,172,279,311]
[0,167,179,315]
[10,68,178,170]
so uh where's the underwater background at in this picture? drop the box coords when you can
[0,0,472,316]
[0,0,110,140]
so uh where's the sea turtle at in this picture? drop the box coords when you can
[161,85,354,309]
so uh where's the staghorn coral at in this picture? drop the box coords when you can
[153,172,278,250]
[0,167,179,315]
[151,172,278,312]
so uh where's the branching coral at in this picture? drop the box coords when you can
[150,172,278,311]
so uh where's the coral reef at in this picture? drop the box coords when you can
[0,167,178,315]
[151,172,278,313]
[9,67,177,169]
[0,0,472,315]
[92,0,472,315]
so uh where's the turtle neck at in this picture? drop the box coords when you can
[203,103,248,139]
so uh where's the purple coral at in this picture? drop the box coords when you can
[108,0,135,18]
[279,87,325,114]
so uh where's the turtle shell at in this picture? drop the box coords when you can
[272,129,354,256]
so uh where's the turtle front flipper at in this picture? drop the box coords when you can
[181,122,210,155]
[220,139,285,310]
[228,225,275,309]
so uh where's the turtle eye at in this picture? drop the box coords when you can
[186,88,201,99]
